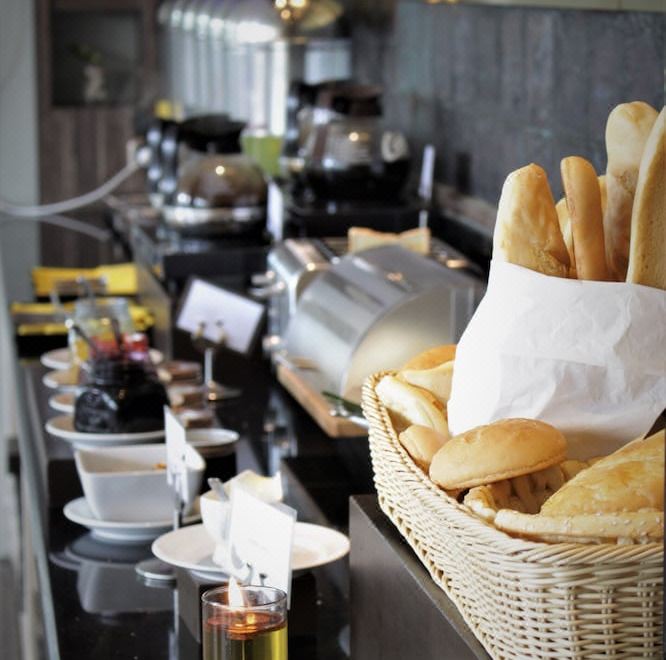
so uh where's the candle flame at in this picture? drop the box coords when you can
[228,577,247,608]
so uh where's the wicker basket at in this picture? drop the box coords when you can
[362,373,663,659]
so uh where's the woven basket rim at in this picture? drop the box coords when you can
[362,371,664,562]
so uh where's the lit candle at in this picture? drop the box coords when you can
[202,579,288,659]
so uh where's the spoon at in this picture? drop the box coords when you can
[207,477,229,502]
[66,319,97,358]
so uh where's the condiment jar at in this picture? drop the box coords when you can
[74,356,169,434]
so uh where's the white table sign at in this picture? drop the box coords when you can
[164,406,191,525]
[226,486,297,603]
[176,278,265,355]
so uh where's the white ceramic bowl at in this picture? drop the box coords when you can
[74,444,205,522]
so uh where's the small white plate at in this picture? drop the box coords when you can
[40,347,72,370]
[48,391,76,414]
[42,367,80,391]
[64,497,200,544]
[46,414,165,449]
[186,428,239,450]
[41,348,165,372]
[151,522,350,576]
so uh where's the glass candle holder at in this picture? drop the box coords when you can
[202,583,287,660]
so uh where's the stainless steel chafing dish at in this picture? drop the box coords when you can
[274,243,485,403]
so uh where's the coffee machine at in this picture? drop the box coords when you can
[278,81,421,237]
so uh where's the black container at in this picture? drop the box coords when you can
[74,357,168,434]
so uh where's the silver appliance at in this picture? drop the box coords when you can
[157,0,351,146]
[251,238,331,349]
[255,239,485,402]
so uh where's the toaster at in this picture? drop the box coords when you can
[255,239,485,402]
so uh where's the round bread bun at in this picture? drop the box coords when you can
[375,375,448,435]
[399,360,454,406]
[401,344,456,371]
[398,425,449,471]
[429,418,567,490]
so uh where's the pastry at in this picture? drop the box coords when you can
[463,459,590,523]
[494,430,664,544]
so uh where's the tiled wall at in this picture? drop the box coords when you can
[351,2,664,206]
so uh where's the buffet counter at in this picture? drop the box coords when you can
[13,348,368,660]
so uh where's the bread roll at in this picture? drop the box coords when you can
[375,375,449,436]
[429,418,567,491]
[400,360,454,406]
[401,344,456,371]
[494,430,664,544]
[626,106,666,290]
[604,101,658,281]
[398,425,448,471]
[561,156,608,281]
[493,164,570,277]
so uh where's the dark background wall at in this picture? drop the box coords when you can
[350,2,664,207]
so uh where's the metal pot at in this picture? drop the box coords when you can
[160,115,268,235]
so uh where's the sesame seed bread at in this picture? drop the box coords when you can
[494,430,664,544]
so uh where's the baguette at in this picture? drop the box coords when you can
[555,197,576,278]
[561,156,609,281]
[555,175,607,280]
[493,164,570,277]
[626,106,666,290]
[604,101,658,281]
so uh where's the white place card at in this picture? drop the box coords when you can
[176,278,265,355]
[226,486,297,603]
[164,406,190,508]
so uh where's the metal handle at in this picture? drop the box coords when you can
[248,281,285,299]
[251,270,276,287]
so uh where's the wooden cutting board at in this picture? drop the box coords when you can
[276,364,366,438]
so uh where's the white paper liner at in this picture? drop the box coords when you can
[448,261,666,459]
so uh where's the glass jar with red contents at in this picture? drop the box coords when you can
[74,354,168,434]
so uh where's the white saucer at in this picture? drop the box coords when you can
[45,414,165,449]
[48,391,76,414]
[40,347,72,370]
[42,368,79,391]
[151,522,350,577]
[41,348,165,372]
[64,497,200,544]
[185,428,239,450]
